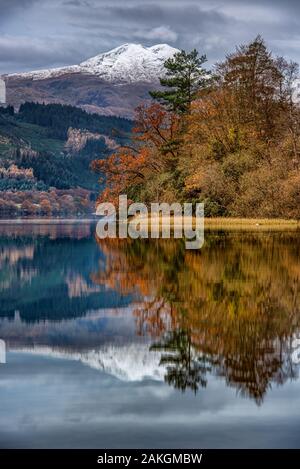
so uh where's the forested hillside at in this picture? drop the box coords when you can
[0,103,132,216]
[18,102,132,140]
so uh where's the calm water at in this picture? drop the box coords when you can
[0,222,300,448]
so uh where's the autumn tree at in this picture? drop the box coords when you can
[21,199,36,215]
[92,103,180,204]
[40,198,52,215]
[216,35,284,140]
[93,48,211,206]
[182,36,300,217]
[277,58,300,167]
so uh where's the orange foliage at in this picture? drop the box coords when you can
[92,103,180,204]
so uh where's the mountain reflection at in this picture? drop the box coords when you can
[94,233,300,403]
[0,223,132,320]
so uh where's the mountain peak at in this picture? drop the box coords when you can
[79,43,179,82]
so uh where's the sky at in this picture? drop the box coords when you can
[1,0,300,74]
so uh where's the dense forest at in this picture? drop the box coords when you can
[93,36,300,218]
[18,102,132,140]
[0,103,132,215]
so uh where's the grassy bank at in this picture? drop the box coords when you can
[132,215,300,232]
[204,218,300,230]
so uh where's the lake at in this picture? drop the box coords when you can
[0,222,300,448]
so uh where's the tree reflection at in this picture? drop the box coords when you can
[151,329,212,393]
[93,232,300,403]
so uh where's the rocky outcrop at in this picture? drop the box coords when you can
[65,127,118,153]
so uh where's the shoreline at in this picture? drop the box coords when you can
[134,215,300,229]
[0,216,299,230]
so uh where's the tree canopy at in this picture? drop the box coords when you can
[94,36,300,218]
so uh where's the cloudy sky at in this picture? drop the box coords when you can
[1,0,300,74]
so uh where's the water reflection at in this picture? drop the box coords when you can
[93,234,300,403]
[0,225,300,406]
[0,223,133,321]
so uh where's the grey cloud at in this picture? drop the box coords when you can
[0,36,86,73]
[108,4,168,22]
[0,0,37,8]
[133,25,178,42]
[1,0,300,74]
[0,0,38,22]
[63,0,91,6]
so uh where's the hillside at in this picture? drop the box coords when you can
[0,103,132,216]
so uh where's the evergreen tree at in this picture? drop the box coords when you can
[150,49,210,114]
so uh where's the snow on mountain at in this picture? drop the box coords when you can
[79,43,179,82]
[7,43,179,83]
[14,343,167,382]
[7,65,82,81]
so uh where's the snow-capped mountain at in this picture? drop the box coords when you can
[4,43,179,117]
[7,43,179,83]
[80,43,179,83]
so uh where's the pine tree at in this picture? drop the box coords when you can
[150,49,210,114]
